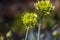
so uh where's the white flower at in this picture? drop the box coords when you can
[41,1,44,3]
[34,3,39,10]
[34,13,38,17]
[47,12,50,14]
[45,0,50,3]
[53,6,55,10]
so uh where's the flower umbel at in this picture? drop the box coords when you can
[22,12,38,28]
[37,0,54,15]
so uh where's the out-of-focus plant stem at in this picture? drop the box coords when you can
[54,38,58,40]
[37,14,43,40]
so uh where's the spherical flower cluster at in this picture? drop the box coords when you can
[22,12,38,27]
[6,31,12,38]
[37,0,54,15]
[52,31,60,38]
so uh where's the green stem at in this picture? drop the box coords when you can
[37,24,41,40]
[25,27,29,40]
[37,14,43,40]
